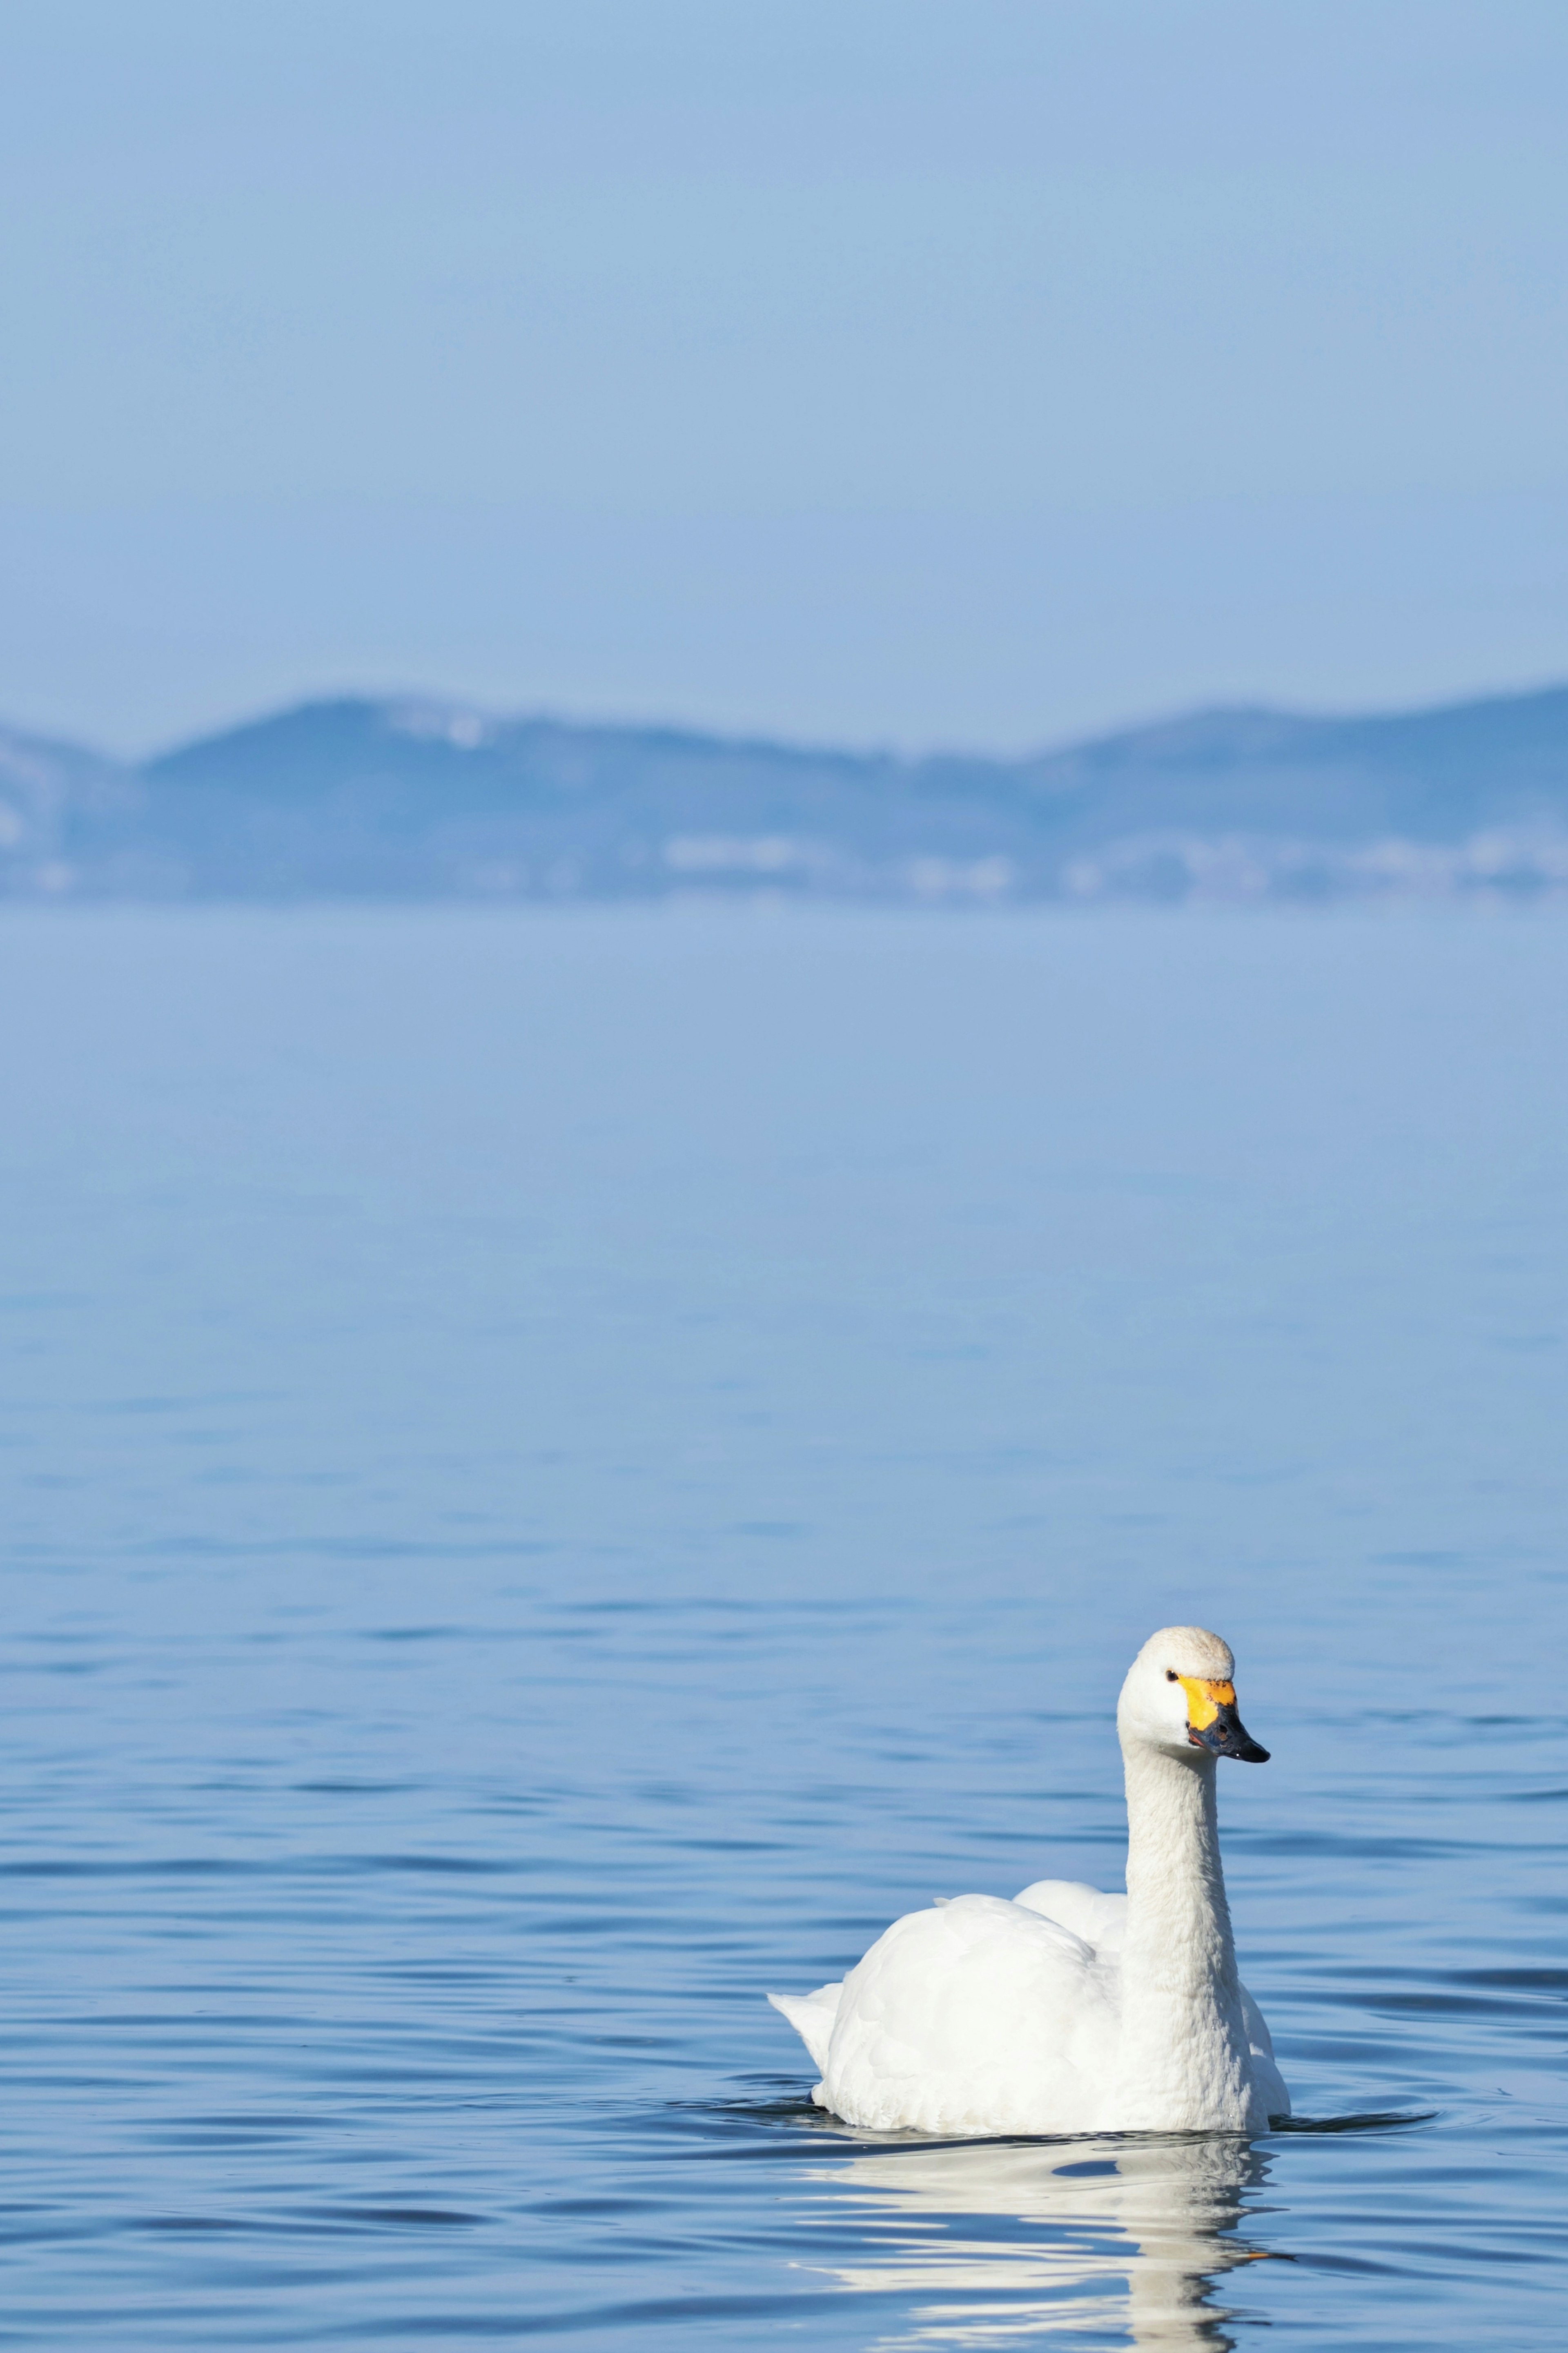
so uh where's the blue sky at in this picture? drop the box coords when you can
[4,0,1567,754]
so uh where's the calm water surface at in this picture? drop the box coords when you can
[2,908,1564,2347]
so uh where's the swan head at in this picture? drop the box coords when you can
[1117,1626,1270,1764]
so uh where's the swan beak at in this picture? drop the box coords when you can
[1180,1677,1270,1763]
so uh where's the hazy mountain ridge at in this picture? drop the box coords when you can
[4,683,1568,902]
[0,722,139,882]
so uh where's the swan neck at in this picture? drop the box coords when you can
[1108,1735,1257,2129]
[1122,1740,1236,1978]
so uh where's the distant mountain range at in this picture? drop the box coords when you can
[5,683,1568,903]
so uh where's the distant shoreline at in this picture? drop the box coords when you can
[5,682,1568,907]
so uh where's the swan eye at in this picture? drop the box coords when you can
[1165,1669,1178,1682]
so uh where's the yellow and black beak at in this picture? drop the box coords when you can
[1178,1677,1270,1763]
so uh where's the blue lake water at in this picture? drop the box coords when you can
[2,905,1565,2348]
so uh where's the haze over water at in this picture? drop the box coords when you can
[3,907,1564,2347]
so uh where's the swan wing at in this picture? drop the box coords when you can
[1237,1977,1274,2060]
[1012,1878,1128,1956]
[817,1894,1119,2136]
[1238,1977,1290,2117]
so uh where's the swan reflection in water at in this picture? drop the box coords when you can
[793,2129,1277,2349]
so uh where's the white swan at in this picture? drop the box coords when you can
[768,1626,1289,2136]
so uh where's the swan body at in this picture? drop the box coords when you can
[768,1627,1289,2136]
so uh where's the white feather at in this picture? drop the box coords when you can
[765,1982,842,2074]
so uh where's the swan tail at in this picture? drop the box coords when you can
[766,1981,843,2074]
